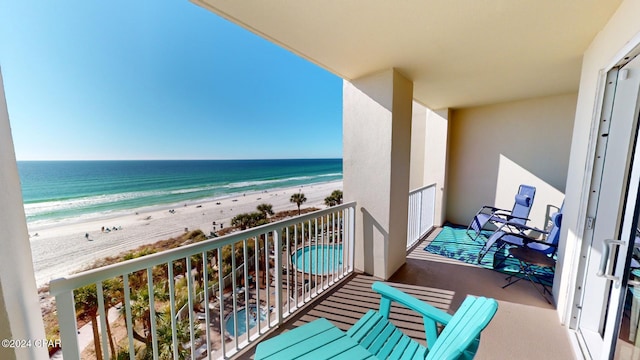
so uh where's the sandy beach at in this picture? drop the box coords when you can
[29,180,343,287]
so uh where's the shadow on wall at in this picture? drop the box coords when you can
[494,155,565,229]
[447,94,575,227]
[361,207,388,278]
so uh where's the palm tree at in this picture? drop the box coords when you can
[155,312,197,360]
[102,278,124,357]
[290,192,307,215]
[324,189,343,207]
[256,203,274,218]
[74,284,103,360]
[232,213,251,230]
[128,285,170,346]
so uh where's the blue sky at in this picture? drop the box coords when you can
[0,1,343,160]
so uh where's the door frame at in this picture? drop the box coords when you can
[569,41,640,359]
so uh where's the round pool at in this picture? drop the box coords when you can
[292,244,343,275]
[224,305,267,337]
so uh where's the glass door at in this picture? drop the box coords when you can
[614,217,640,359]
[575,54,640,359]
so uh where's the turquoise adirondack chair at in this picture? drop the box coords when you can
[349,282,498,359]
[255,282,498,360]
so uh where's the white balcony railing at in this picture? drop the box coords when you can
[49,202,356,360]
[407,183,436,248]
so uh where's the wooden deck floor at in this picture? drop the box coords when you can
[239,228,577,359]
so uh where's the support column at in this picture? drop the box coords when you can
[409,103,450,227]
[424,108,450,226]
[343,69,413,279]
[0,69,48,360]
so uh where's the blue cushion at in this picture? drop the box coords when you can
[514,194,531,207]
[552,212,562,227]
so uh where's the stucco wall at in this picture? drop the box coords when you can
[410,101,427,190]
[558,0,640,322]
[343,70,413,279]
[410,103,449,226]
[447,93,576,228]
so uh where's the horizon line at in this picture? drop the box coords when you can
[16,157,344,162]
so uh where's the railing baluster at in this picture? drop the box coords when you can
[242,239,250,341]
[96,281,109,360]
[147,267,159,360]
[57,290,79,359]
[167,262,178,360]
[313,217,318,294]
[217,249,226,357]
[264,233,271,323]
[285,228,291,315]
[231,242,238,349]
[274,229,283,325]
[293,224,298,308]
[349,206,355,272]
[320,215,326,290]
[202,252,212,359]
[253,236,261,333]
[332,211,337,284]
[185,257,196,359]
[122,274,135,360]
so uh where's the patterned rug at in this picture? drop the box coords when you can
[424,225,553,284]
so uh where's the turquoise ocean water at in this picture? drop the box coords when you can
[18,159,342,226]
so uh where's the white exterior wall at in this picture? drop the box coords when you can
[410,102,427,190]
[0,70,48,359]
[447,94,576,228]
[410,102,449,227]
[424,108,449,226]
[343,69,413,279]
[558,0,640,323]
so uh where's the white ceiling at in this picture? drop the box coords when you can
[192,0,622,109]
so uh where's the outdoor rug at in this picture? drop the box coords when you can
[424,224,553,284]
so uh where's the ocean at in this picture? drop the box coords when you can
[18,159,342,226]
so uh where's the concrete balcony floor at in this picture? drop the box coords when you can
[239,228,576,360]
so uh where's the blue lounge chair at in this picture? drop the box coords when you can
[485,204,563,302]
[466,184,536,243]
[480,202,563,262]
[255,282,498,360]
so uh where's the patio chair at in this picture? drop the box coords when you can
[488,206,563,303]
[466,184,536,243]
[479,202,563,262]
[255,282,498,360]
[477,201,562,263]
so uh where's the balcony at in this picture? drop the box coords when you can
[49,202,357,359]
[48,185,574,359]
[234,231,573,359]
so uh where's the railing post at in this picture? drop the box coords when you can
[55,290,80,359]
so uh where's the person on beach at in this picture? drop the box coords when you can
[85,233,89,240]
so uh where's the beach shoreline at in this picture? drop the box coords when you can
[30,180,343,288]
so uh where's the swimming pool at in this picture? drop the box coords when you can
[224,305,267,337]
[292,244,343,275]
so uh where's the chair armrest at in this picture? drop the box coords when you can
[372,282,452,349]
[521,236,557,249]
[373,282,452,323]
[503,214,530,222]
[482,206,511,214]
[496,220,547,235]
[497,231,557,253]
